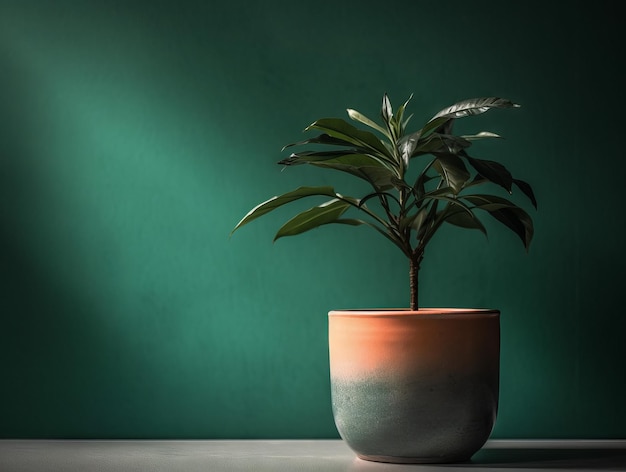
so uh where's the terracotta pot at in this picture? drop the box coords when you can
[328,309,500,464]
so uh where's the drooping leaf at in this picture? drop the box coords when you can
[282,133,355,151]
[274,199,351,241]
[464,155,513,193]
[306,118,395,163]
[464,194,533,249]
[231,186,338,235]
[513,178,538,209]
[463,174,489,189]
[462,194,517,211]
[443,207,487,236]
[424,190,475,216]
[489,206,534,250]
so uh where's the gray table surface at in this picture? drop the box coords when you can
[1,439,625,472]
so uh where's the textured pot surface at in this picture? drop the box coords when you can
[328,309,500,464]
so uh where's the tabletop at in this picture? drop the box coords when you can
[1,439,625,471]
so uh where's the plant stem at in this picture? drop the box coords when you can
[409,251,423,311]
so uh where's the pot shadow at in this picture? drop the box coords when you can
[346,447,626,471]
[465,447,626,469]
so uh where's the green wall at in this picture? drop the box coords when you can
[1,0,624,438]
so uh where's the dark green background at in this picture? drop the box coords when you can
[1,0,624,439]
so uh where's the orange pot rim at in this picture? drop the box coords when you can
[329,308,500,318]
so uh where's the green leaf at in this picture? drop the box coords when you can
[433,154,470,193]
[309,154,397,189]
[279,150,361,166]
[395,94,413,132]
[401,113,413,133]
[513,178,538,209]
[409,133,471,157]
[489,206,534,250]
[444,208,487,236]
[282,133,355,151]
[426,192,475,216]
[398,130,421,162]
[404,205,430,233]
[462,194,517,211]
[231,186,337,235]
[358,191,401,209]
[417,116,449,140]
[412,162,437,203]
[464,155,513,193]
[347,108,390,138]
[463,194,533,249]
[274,199,352,241]
[416,200,439,240]
[431,97,520,120]
[461,131,502,140]
[417,98,519,147]
[306,118,394,163]
[381,93,393,123]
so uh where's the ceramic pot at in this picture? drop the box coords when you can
[328,309,500,464]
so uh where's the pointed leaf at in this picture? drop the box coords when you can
[513,178,538,209]
[231,186,337,235]
[347,109,389,138]
[464,194,533,250]
[395,94,413,130]
[412,163,437,203]
[401,113,413,134]
[462,194,517,211]
[489,206,534,250]
[279,150,361,166]
[433,154,470,193]
[309,154,397,189]
[399,130,422,162]
[416,200,439,240]
[461,131,502,140]
[410,133,472,157]
[274,199,351,241]
[282,133,355,151]
[431,97,520,120]
[306,118,395,163]
[427,193,475,216]
[444,208,487,236]
[464,155,513,193]
[418,116,449,139]
[404,205,430,233]
[381,93,393,123]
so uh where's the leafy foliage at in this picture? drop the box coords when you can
[232,94,537,309]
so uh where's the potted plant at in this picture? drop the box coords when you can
[231,93,536,463]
